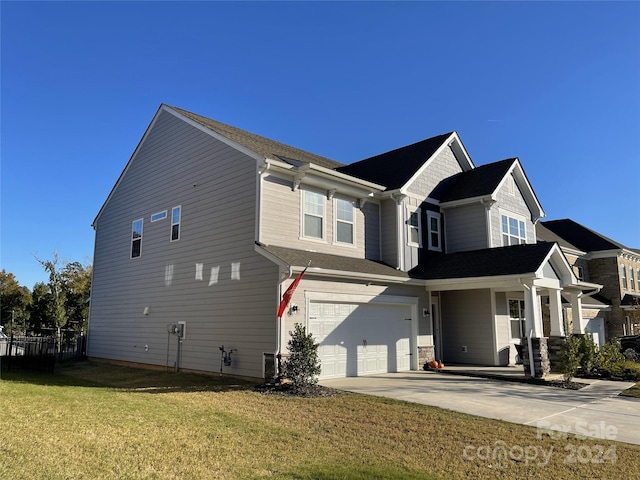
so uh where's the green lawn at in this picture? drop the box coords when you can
[1,361,639,479]
[620,382,640,398]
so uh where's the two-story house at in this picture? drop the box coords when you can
[87,104,589,380]
[539,219,640,340]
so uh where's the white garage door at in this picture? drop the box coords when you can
[309,301,412,379]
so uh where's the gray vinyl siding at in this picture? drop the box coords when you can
[443,203,488,253]
[260,174,366,258]
[490,175,536,247]
[363,201,381,261]
[440,289,495,364]
[89,110,279,379]
[406,146,464,198]
[380,198,398,268]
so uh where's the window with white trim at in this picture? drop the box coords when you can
[407,208,421,247]
[621,264,628,289]
[630,267,636,291]
[335,198,354,245]
[131,219,143,258]
[427,211,442,251]
[508,299,526,339]
[501,214,526,246]
[303,190,324,239]
[171,206,181,241]
[151,210,167,222]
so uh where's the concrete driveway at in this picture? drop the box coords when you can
[321,371,640,446]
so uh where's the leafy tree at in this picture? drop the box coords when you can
[61,261,92,333]
[35,252,67,347]
[282,323,322,390]
[29,282,52,333]
[0,270,31,334]
[559,335,581,382]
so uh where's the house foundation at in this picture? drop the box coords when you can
[418,345,436,367]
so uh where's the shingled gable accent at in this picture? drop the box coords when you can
[335,132,473,191]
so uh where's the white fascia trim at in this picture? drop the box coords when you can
[424,274,538,291]
[584,249,624,260]
[253,244,419,285]
[399,132,474,192]
[164,105,265,163]
[306,291,419,306]
[535,243,577,285]
[440,194,495,209]
[303,267,420,285]
[507,159,545,221]
[93,104,166,227]
[296,163,386,191]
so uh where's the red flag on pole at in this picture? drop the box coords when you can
[277,265,308,318]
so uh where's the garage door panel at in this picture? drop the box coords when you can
[309,302,412,379]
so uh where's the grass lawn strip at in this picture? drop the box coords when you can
[1,362,639,479]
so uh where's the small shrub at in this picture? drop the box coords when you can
[559,335,581,382]
[282,323,321,390]
[620,360,640,381]
[577,332,597,375]
[595,338,625,378]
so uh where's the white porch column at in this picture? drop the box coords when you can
[569,292,584,334]
[548,288,564,336]
[523,283,544,338]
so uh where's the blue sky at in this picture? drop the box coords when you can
[1,1,639,289]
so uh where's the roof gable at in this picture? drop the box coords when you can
[336,132,473,191]
[433,157,544,221]
[542,219,625,252]
[170,106,344,169]
[432,158,515,201]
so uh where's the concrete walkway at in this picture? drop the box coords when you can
[321,371,640,446]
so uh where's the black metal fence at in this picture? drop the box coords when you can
[0,333,86,373]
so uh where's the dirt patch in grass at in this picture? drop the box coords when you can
[254,382,344,398]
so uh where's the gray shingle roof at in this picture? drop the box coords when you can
[431,158,515,202]
[541,219,626,252]
[410,243,556,280]
[335,133,453,190]
[260,242,557,282]
[171,106,344,169]
[258,244,409,279]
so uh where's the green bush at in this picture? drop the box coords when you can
[595,338,625,378]
[620,360,640,381]
[282,323,322,390]
[559,335,581,382]
[577,332,597,374]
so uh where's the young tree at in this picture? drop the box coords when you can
[0,270,31,334]
[61,261,92,333]
[29,282,52,333]
[282,323,322,390]
[35,252,67,347]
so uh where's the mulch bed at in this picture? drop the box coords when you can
[254,382,344,398]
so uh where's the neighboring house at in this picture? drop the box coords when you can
[87,104,590,380]
[539,219,640,340]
